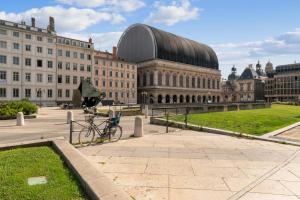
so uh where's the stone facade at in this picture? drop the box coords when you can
[0,18,138,106]
[0,19,57,105]
[222,63,266,103]
[56,36,94,103]
[94,50,137,104]
[137,59,222,104]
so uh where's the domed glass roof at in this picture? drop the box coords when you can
[117,24,219,70]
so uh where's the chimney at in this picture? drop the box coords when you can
[47,16,55,32]
[31,17,35,27]
[112,46,117,60]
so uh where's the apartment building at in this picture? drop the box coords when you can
[0,17,137,106]
[94,48,137,104]
[56,36,94,103]
[0,18,57,105]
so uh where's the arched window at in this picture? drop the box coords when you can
[150,72,154,86]
[186,95,190,103]
[197,95,201,102]
[165,73,170,86]
[158,95,163,103]
[173,74,177,87]
[186,76,190,88]
[180,75,184,87]
[173,95,177,103]
[180,95,184,103]
[192,77,195,88]
[158,72,162,86]
[165,95,170,103]
[143,73,147,86]
[197,77,201,88]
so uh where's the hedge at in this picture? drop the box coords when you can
[0,100,38,117]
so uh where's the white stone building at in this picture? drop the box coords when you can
[0,18,57,105]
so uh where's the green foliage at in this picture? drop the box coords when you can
[0,100,37,117]
[170,104,300,136]
[0,146,85,199]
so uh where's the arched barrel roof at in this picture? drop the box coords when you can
[117,24,219,70]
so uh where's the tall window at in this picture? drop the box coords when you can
[13,57,19,65]
[13,88,19,98]
[165,73,170,86]
[0,55,7,64]
[25,58,31,66]
[192,77,195,88]
[25,73,31,82]
[150,72,154,86]
[0,71,6,81]
[197,77,201,88]
[158,72,162,86]
[13,72,19,81]
[0,88,6,97]
[25,89,31,98]
[203,78,206,88]
[179,75,183,87]
[208,79,211,89]
[48,75,53,83]
[173,74,177,87]
[186,76,190,88]
[37,74,43,83]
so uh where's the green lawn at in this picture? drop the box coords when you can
[0,146,86,200]
[170,104,300,136]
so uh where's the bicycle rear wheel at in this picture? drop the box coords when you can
[109,125,122,142]
[78,126,95,146]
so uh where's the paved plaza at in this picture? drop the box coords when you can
[1,107,300,199]
[0,107,175,144]
[80,130,300,200]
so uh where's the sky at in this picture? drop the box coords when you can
[1,0,300,77]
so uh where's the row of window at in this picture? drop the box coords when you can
[57,62,91,72]
[0,41,54,54]
[0,71,54,83]
[95,59,136,70]
[138,73,220,89]
[0,29,53,43]
[57,75,90,85]
[0,55,54,68]
[98,69,135,79]
[99,80,135,88]
[57,50,91,60]
[0,88,53,98]
[57,38,91,49]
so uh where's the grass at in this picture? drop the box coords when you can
[0,146,86,200]
[169,104,300,136]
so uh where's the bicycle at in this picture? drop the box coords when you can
[78,112,122,145]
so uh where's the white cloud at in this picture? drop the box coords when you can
[213,28,300,61]
[61,32,123,51]
[145,0,200,26]
[212,29,300,77]
[0,6,125,32]
[56,0,145,12]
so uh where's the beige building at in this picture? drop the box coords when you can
[222,63,266,103]
[117,24,222,104]
[56,36,94,103]
[94,48,137,104]
[137,60,221,104]
[0,18,57,105]
[0,17,137,106]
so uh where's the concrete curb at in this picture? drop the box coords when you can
[0,138,131,200]
[52,140,131,200]
[151,117,300,147]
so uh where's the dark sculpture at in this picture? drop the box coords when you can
[78,79,106,108]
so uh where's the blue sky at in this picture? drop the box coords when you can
[1,0,300,77]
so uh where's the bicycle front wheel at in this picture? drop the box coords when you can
[109,125,122,142]
[78,126,95,146]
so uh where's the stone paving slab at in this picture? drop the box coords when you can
[79,128,300,200]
